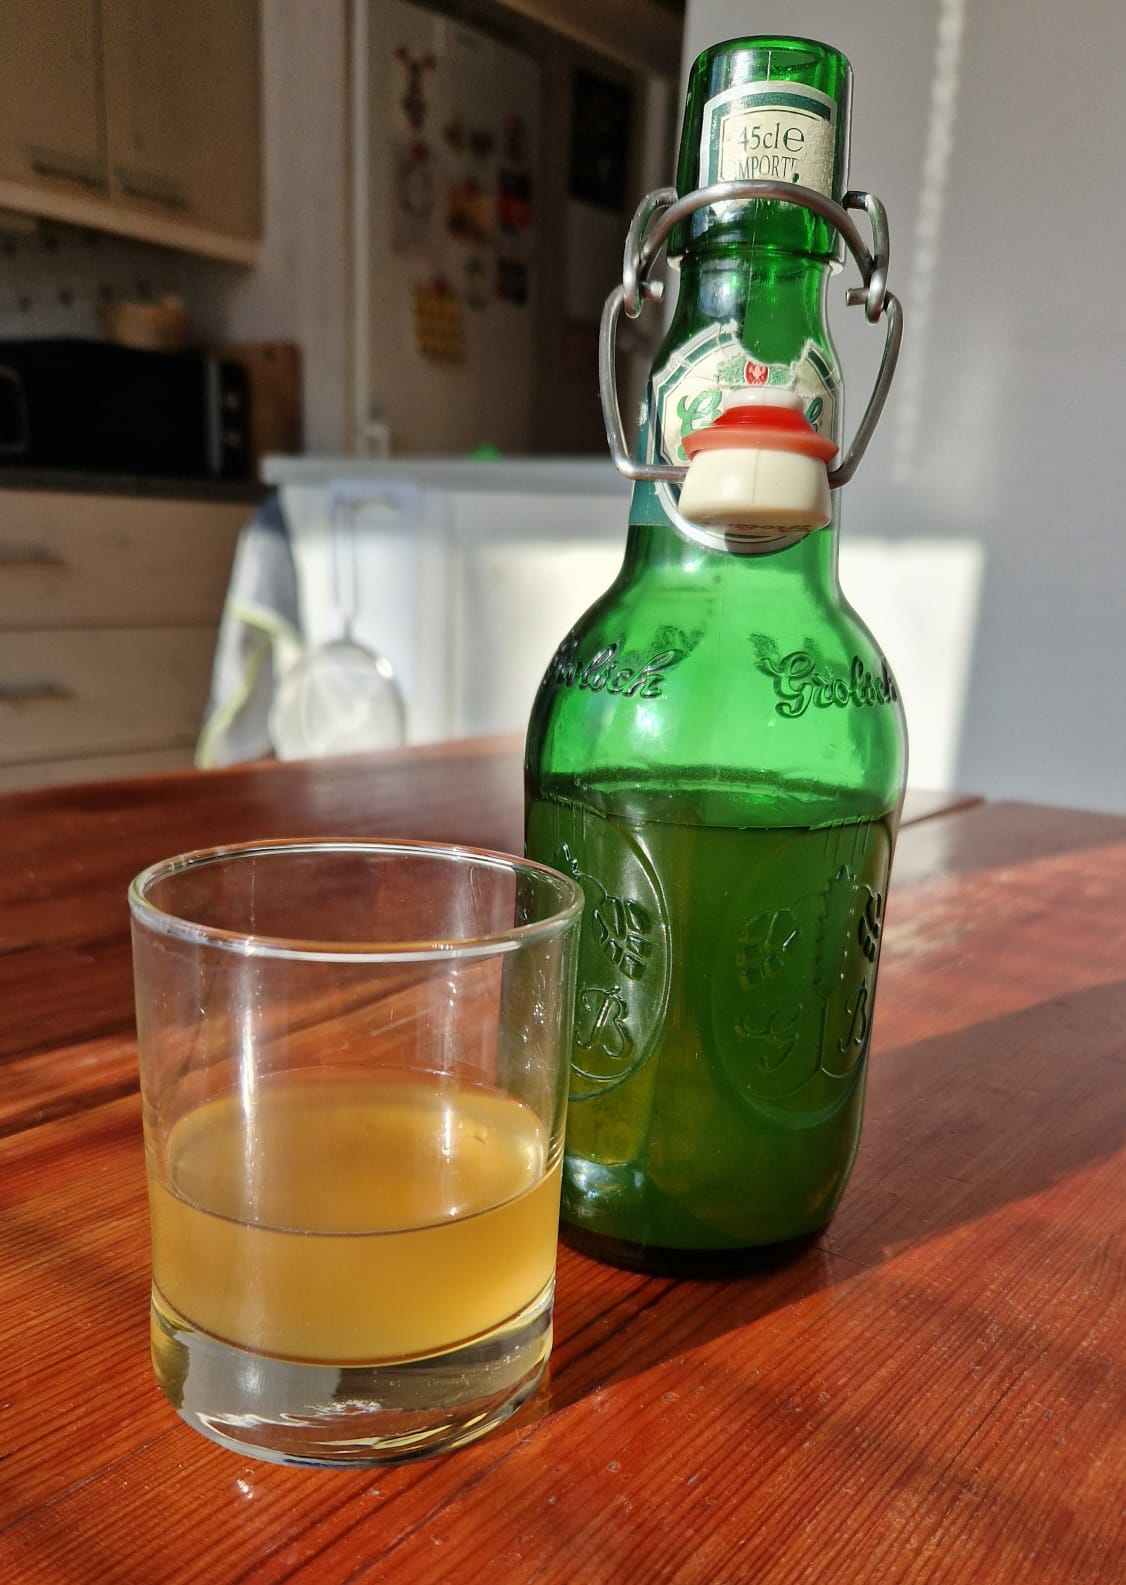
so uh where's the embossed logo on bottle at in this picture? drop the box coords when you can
[710,823,891,1105]
[541,831,671,1100]
[821,884,884,1079]
[759,650,899,719]
[546,634,692,701]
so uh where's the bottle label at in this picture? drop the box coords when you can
[643,321,838,469]
[632,323,839,532]
[701,80,837,194]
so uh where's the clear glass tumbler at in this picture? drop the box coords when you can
[129,839,582,1467]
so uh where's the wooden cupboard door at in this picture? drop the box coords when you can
[101,0,261,240]
[0,0,105,192]
[0,492,245,630]
[0,626,219,766]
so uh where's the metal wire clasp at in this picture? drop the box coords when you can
[600,182,903,491]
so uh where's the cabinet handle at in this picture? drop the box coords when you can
[0,544,65,569]
[115,167,189,211]
[29,148,106,191]
[0,682,74,705]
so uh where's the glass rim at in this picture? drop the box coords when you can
[128,837,584,964]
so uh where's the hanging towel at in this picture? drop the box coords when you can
[195,493,302,769]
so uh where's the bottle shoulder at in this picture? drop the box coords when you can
[526,554,907,823]
[532,547,901,695]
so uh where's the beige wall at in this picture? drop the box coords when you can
[189,0,353,453]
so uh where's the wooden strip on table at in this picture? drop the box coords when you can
[0,735,967,977]
[0,737,526,954]
[0,1031,139,1139]
[1,797,1123,1582]
[0,737,972,1103]
[896,787,982,825]
[0,739,526,1067]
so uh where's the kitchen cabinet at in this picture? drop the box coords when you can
[0,0,104,194]
[0,490,247,791]
[0,0,260,265]
[102,0,261,244]
[262,457,630,746]
[2,627,221,770]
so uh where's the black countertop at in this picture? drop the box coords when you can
[0,467,267,505]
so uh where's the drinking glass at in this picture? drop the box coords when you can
[129,838,582,1466]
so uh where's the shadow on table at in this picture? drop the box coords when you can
[540,975,1126,1415]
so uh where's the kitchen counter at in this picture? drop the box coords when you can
[0,466,265,504]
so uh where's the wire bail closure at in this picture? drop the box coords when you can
[600,182,903,491]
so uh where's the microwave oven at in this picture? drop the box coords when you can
[0,338,249,480]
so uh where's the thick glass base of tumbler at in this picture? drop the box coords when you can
[150,1282,553,1467]
[560,1221,824,1278]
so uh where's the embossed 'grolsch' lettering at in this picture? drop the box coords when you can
[761,649,898,719]
[549,641,685,700]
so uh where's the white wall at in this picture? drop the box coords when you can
[684,0,1126,815]
[188,0,353,452]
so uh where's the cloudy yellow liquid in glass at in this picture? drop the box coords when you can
[147,1072,561,1364]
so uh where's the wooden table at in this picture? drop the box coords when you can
[1,741,1122,1583]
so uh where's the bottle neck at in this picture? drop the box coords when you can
[671,249,837,381]
[626,247,842,588]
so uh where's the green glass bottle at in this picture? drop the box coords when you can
[525,36,907,1273]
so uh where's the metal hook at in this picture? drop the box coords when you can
[600,182,902,491]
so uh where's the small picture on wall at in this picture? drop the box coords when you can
[496,257,528,305]
[412,277,464,360]
[392,140,436,252]
[569,69,633,212]
[498,114,534,234]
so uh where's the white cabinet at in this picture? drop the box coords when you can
[264,458,630,747]
[0,491,246,791]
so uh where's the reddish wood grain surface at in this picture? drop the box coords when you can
[0,739,524,1083]
[0,740,971,1125]
[2,749,1123,1583]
